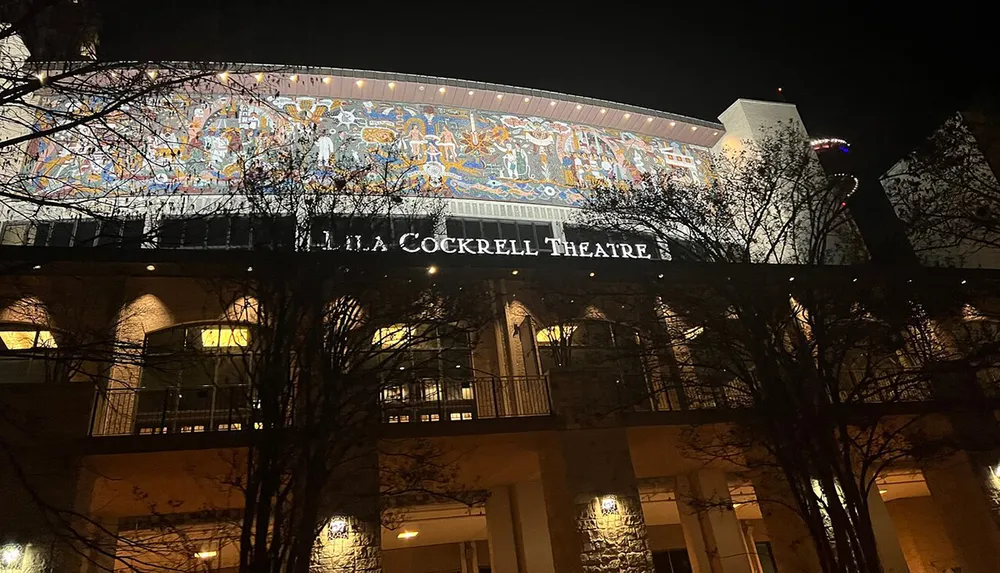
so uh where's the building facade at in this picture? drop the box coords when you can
[2,68,1000,573]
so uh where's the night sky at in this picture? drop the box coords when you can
[98,1,991,203]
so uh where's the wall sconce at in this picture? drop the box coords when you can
[328,518,349,540]
[1,544,23,569]
[600,496,619,516]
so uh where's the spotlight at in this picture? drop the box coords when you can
[600,496,619,515]
[397,531,419,540]
[511,270,519,276]
[1,545,22,568]
[328,518,349,540]
[146,264,156,271]
[427,265,438,275]
[194,551,217,559]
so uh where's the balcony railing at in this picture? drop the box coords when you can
[90,376,552,436]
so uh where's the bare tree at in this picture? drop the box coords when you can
[577,127,1000,572]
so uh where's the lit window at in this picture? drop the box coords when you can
[0,329,58,350]
[535,325,576,344]
[201,326,249,348]
[372,324,412,349]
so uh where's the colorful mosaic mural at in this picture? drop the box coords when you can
[22,94,713,207]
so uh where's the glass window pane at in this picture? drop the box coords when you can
[445,219,464,238]
[230,217,251,247]
[206,218,229,246]
[158,219,183,248]
[500,222,517,240]
[122,219,145,248]
[33,223,51,246]
[183,219,207,247]
[463,220,481,238]
[75,221,98,247]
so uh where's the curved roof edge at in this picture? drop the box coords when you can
[35,60,727,147]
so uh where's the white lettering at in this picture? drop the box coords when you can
[544,237,562,255]
[457,238,475,254]
[619,243,635,258]
[322,230,332,250]
[608,243,620,257]
[509,239,523,256]
[593,243,608,258]
[476,238,493,254]
[578,242,593,258]
[440,237,457,254]
[372,236,388,252]
[494,239,509,255]
[523,240,540,256]
[399,232,420,253]
[635,244,652,260]
[421,236,440,253]
[563,241,578,257]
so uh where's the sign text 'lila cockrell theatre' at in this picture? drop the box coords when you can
[319,232,654,259]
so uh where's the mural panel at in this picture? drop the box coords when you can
[22,94,713,207]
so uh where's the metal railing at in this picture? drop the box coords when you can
[90,376,552,436]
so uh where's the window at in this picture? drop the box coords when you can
[445,217,554,254]
[0,326,64,384]
[755,542,779,573]
[158,216,295,250]
[136,324,253,434]
[310,215,435,250]
[373,324,475,422]
[1,218,145,248]
[564,225,659,259]
[536,320,648,407]
[652,549,693,573]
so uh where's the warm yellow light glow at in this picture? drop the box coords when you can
[373,325,412,349]
[682,326,704,341]
[218,72,229,81]
[646,117,653,122]
[691,126,698,131]
[388,82,396,89]
[147,70,158,79]
[1,330,56,350]
[194,551,217,559]
[201,326,249,348]
[523,97,530,103]
[600,108,606,114]
[438,87,446,93]
[397,531,419,540]
[536,325,576,344]
[878,489,888,495]
[289,74,298,82]
[323,76,331,84]
[669,121,676,127]
[427,265,438,275]
[624,113,631,119]
[1,545,22,567]
[600,496,619,515]
[467,90,474,95]
[354,79,363,87]
[575,104,582,110]
[255,73,264,82]
[146,264,156,271]
[496,94,503,99]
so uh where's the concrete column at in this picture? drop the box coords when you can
[460,540,480,573]
[80,518,119,573]
[922,451,1000,573]
[746,469,821,573]
[486,486,520,573]
[538,429,654,573]
[866,488,909,573]
[675,470,754,573]
[511,480,555,573]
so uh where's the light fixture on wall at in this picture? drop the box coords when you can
[600,496,619,515]
[992,463,1000,479]
[328,518,349,540]
[146,264,156,271]
[397,531,419,540]
[1,544,23,568]
[194,550,218,559]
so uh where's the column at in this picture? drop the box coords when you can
[865,488,909,573]
[922,450,1000,573]
[675,470,754,573]
[313,444,381,573]
[486,486,521,573]
[746,469,821,573]
[538,429,654,573]
[511,480,556,573]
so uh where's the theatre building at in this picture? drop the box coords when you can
[3,66,1000,573]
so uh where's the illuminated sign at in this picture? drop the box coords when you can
[319,233,653,259]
